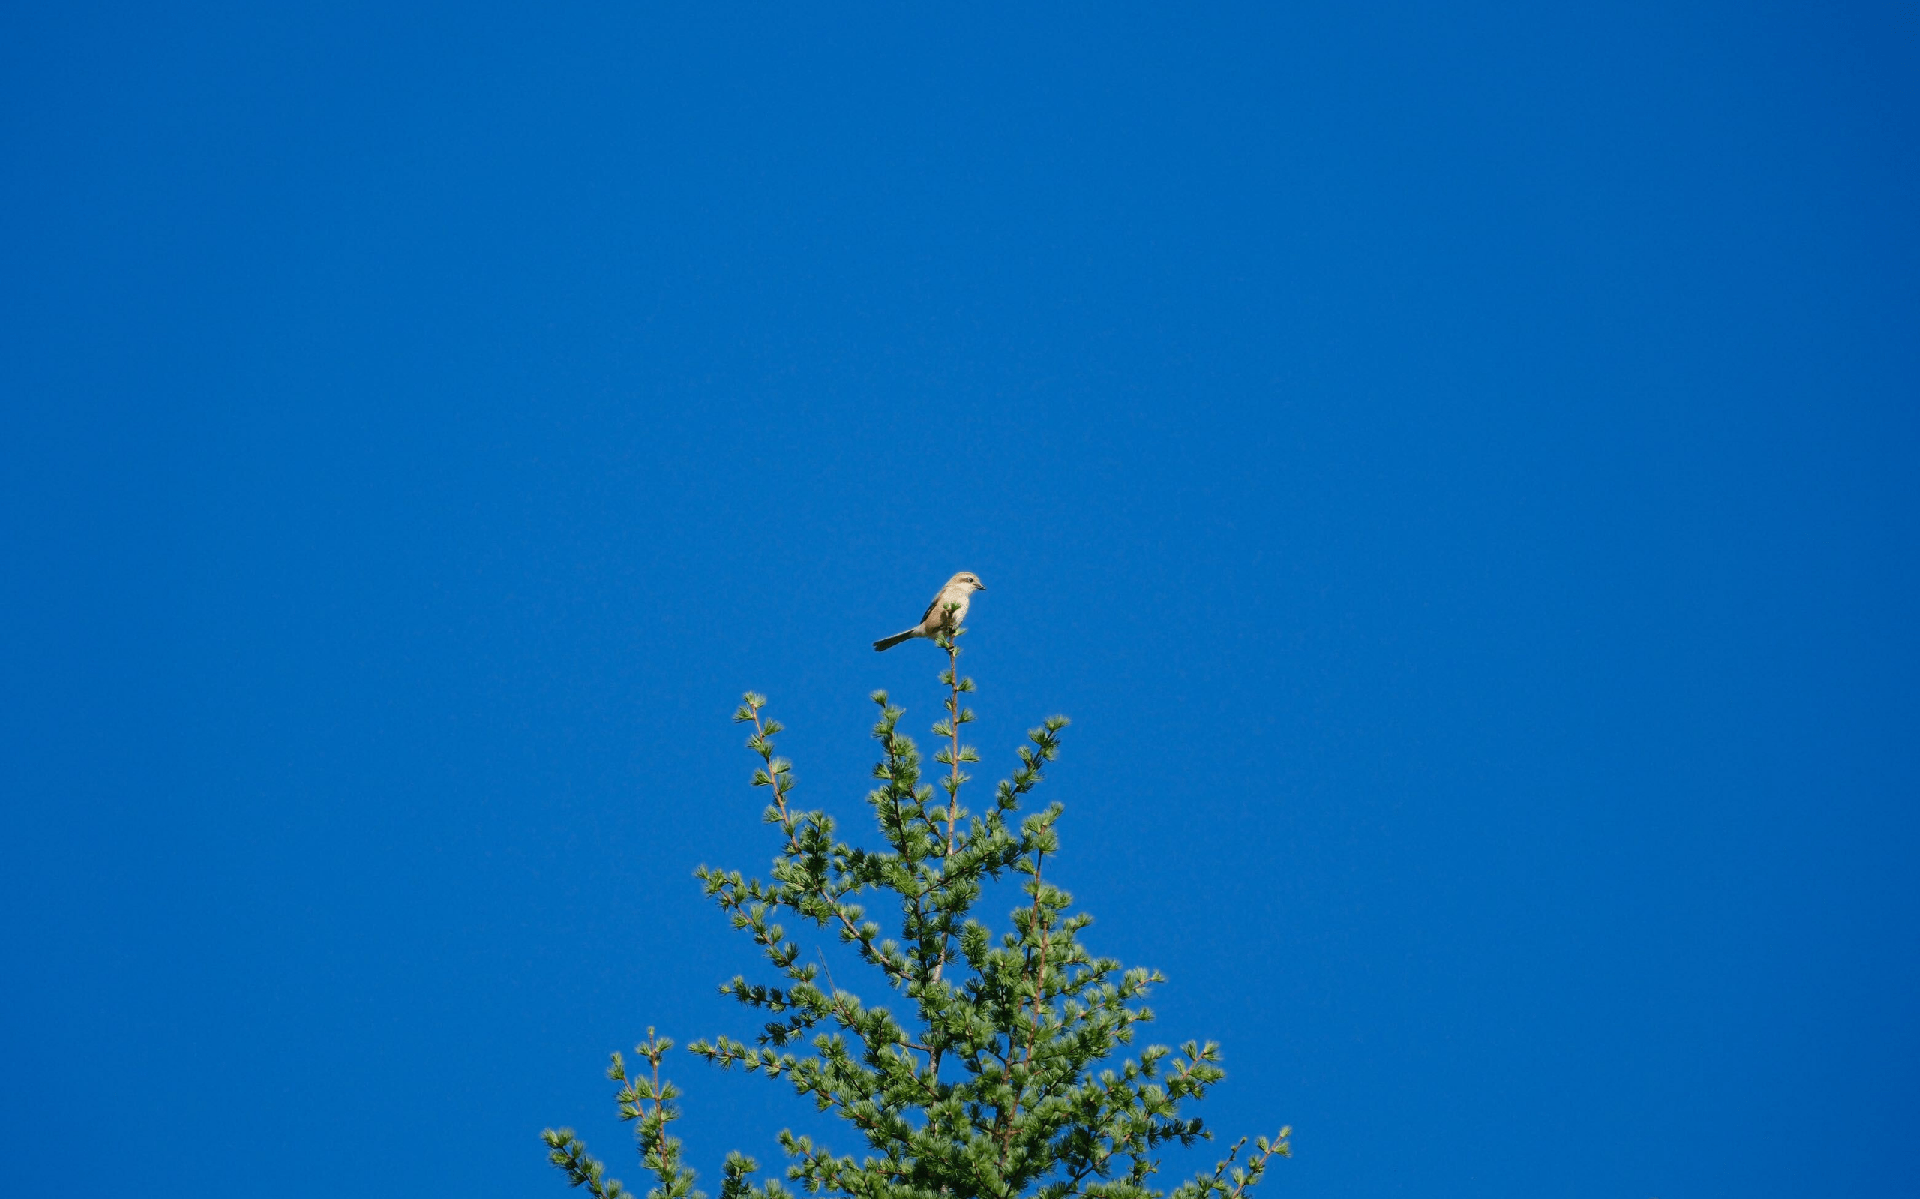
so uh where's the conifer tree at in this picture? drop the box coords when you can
[544,610,1289,1199]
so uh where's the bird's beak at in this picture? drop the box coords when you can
[975,581,987,591]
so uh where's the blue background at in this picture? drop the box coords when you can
[4,4,1916,1196]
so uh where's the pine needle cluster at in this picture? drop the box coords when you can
[544,614,1288,1199]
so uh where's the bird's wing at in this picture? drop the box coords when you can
[918,591,945,626]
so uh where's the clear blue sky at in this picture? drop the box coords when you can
[3,4,1916,1196]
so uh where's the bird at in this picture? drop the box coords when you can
[873,572,987,651]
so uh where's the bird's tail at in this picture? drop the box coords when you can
[873,628,917,652]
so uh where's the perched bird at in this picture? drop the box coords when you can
[873,572,987,651]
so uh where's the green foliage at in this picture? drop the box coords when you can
[544,630,1288,1199]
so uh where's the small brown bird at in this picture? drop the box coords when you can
[873,572,987,651]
